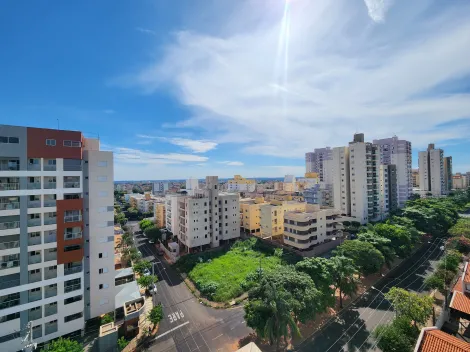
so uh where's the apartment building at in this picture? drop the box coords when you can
[373,136,412,208]
[152,182,169,195]
[165,194,182,235]
[418,144,447,196]
[283,175,297,193]
[379,164,398,214]
[283,204,343,250]
[412,169,419,188]
[185,177,199,196]
[259,200,306,239]
[227,175,256,193]
[0,125,115,351]
[452,173,468,190]
[177,176,240,252]
[305,147,332,181]
[154,203,165,228]
[240,197,267,234]
[331,146,351,217]
[444,156,453,192]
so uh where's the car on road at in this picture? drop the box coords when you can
[149,239,155,244]
[148,283,157,294]
[143,269,151,276]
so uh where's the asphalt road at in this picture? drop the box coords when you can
[134,233,252,352]
[295,238,446,352]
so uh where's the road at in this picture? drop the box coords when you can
[295,238,445,352]
[134,232,252,352]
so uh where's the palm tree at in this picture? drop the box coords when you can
[330,256,360,308]
[121,232,133,248]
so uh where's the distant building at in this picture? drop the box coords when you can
[283,175,297,192]
[154,202,166,228]
[305,147,332,181]
[259,200,307,239]
[153,181,169,194]
[412,168,420,188]
[444,156,453,192]
[452,173,468,190]
[240,197,267,235]
[419,144,448,196]
[186,177,199,196]
[227,175,256,192]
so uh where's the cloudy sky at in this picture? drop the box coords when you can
[1,0,469,180]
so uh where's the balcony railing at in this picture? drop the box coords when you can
[43,200,56,207]
[44,182,56,189]
[44,269,57,280]
[0,260,19,270]
[29,291,42,302]
[44,251,57,262]
[0,183,20,191]
[43,165,57,171]
[64,231,82,240]
[0,164,20,171]
[32,327,42,339]
[29,309,42,321]
[64,182,80,188]
[64,283,81,293]
[28,218,41,227]
[0,297,20,310]
[28,236,41,246]
[0,202,20,210]
[44,217,57,225]
[29,273,42,284]
[0,221,20,230]
[28,255,41,264]
[0,278,20,290]
[0,240,19,250]
[44,233,57,244]
[64,266,82,276]
[27,182,41,190]
[45,305,57,317]
[44,286,57,298]
[27,200,41,208]
[64,215,82,223]
[27,164,41,171]
[45,322,58,335]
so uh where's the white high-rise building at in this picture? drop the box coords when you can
[152,181,169,194]
[331,146,351,216]
[177,176,240,252]
[305,147,332,181]
[165,194,182,235]
[185,177,199,196]
[419,144,446,196]
[227,175,256,193]
[0,125,115,351]
[373,137,412,208]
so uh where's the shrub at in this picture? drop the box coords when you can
[198,281,219,300]
[100,313,114,325]
[117,336,129,351]
[448,236,470,254]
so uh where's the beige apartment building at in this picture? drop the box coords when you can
[240,197,267,234]
[259,200,307,239]
[453,173,468,190]
[283,204,344,250]
[154,202,166,228]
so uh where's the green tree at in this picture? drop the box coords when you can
[245,282,300,350]
[100,313,114,325]
[334,240,384,276]
[424,268,455,308]
[147,304,164,329]
[137,275,158,290]
[129,247,141,262]
[145,226,162,242]
[449,218,470,238]
[371,223,414,258]
[373,317,418,352]
[133,260,152,275]
[114,212,127,226]
[295,257,335,308]
[117,336,129,351]
[437,250,461,273]
[139,219,154,232]
[448,236,470,254]
[384,287,433,327]
[357,232,395,268]
[41,337,83,352]
[121,232,133,248]
[330,256,360,308]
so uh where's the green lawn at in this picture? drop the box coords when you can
[188,242,282,302]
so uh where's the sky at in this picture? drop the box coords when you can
[0,0,469,181]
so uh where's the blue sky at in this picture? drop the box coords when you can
[1,0,469,181]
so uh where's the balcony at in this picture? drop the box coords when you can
[28,218,41,227]
[44,182,56,190]
[44,267,57,280]
[0,240,19,250]
[44,231,57,244]
[0,183,20,191]
[0,295,20,310]
[45,304,57,317]
[29,290,42,303]
[64,231,82,240]
[0,259,19,270]
[44,199,56,207]
[27,182,41,190]
[64,182,80,188]
[0,221,20,230]
[44,285,57,298]
[0,277,20,290]
[0,202,20,211]
[43,164,56,172]
[64,215,82,223]
[45,321,58,335]
[29,308,42,321]
[64,266,82,276]
[44,249,57,262]
[29,255,41,265]
[29,272,42,284]
[32,327,42,339]
[27,162,41,171]
[27,200,41,208]
[28,235,41,246]
[0,163,19,171]
[64,283,81,293]
[44,217,57,225]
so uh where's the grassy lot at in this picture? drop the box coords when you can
[179,238,285,302]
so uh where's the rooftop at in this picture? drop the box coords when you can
[115,267,134,279]
[418,329,470,352]
[114,280,141,309]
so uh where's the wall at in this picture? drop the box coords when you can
[26,127,83,159]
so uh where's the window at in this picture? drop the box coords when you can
[64,312,83,322]
[99,283,109,290]
[0,312,20,323]
[63,140,82,147]
[97,161,108,167]
[0,136,19,144]
[99,252,108,258]
[98,268,108,274]
[0,136,7,143]
[46,139,56,146]
[97,176,107,182]
[0,332,20,343]
[64,295,82,305]
[64,244,81,252]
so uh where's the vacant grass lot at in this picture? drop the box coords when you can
[187,241,282,302]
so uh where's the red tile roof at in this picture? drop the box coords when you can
[419,330,470,352]
[450,292,470,316]
[464,263,470,283]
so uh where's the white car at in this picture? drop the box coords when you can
[143,269,151,276]
[148,283,157,294]
[149,239,155,244]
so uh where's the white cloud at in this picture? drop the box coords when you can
[162,137,217,153]
[219,161,244,166]
[136,27,157,36]
[119,0,470,172]
[109,146,208,164]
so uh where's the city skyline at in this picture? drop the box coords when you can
[1,0,470,180]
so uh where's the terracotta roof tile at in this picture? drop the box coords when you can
[420,330,470,352]
[450,292,470,315]
[454,280,463,293]
[464,264,470,283]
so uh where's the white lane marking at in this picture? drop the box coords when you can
[154,321,190,341]
[212,334,223,340]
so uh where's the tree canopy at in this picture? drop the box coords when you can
[133,260,152,275]
[384,287,433,327]
[41,337,83,352]
[334,240,384,275]
[139,219,154,232]
[148,304,164,329]
[373,316,419,352]
[137,275,158,289]
[329,255,360,308]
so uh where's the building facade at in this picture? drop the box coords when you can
[0,125,114,351]
[165,194,181,235]
[154,203,166,228]
[227,175,256,193]
[331,146,351,217]
[304,147,332,181]
[412,169,419,188]
[452,173,468,190]
[373,136,412,208]
[418,144,447,196]
[259,200,306,239]
[152,182,169,195]
[240,197,267,234]
[185,178,199,196]
[444,156,453,193]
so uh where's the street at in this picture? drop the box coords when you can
[134,233,252,352]
[295,238,445,352]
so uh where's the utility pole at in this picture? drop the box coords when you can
[22,321,37,351]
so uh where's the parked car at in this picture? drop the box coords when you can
[148,283,157,294]
[149,239,155,244]
[143,269,151,276]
